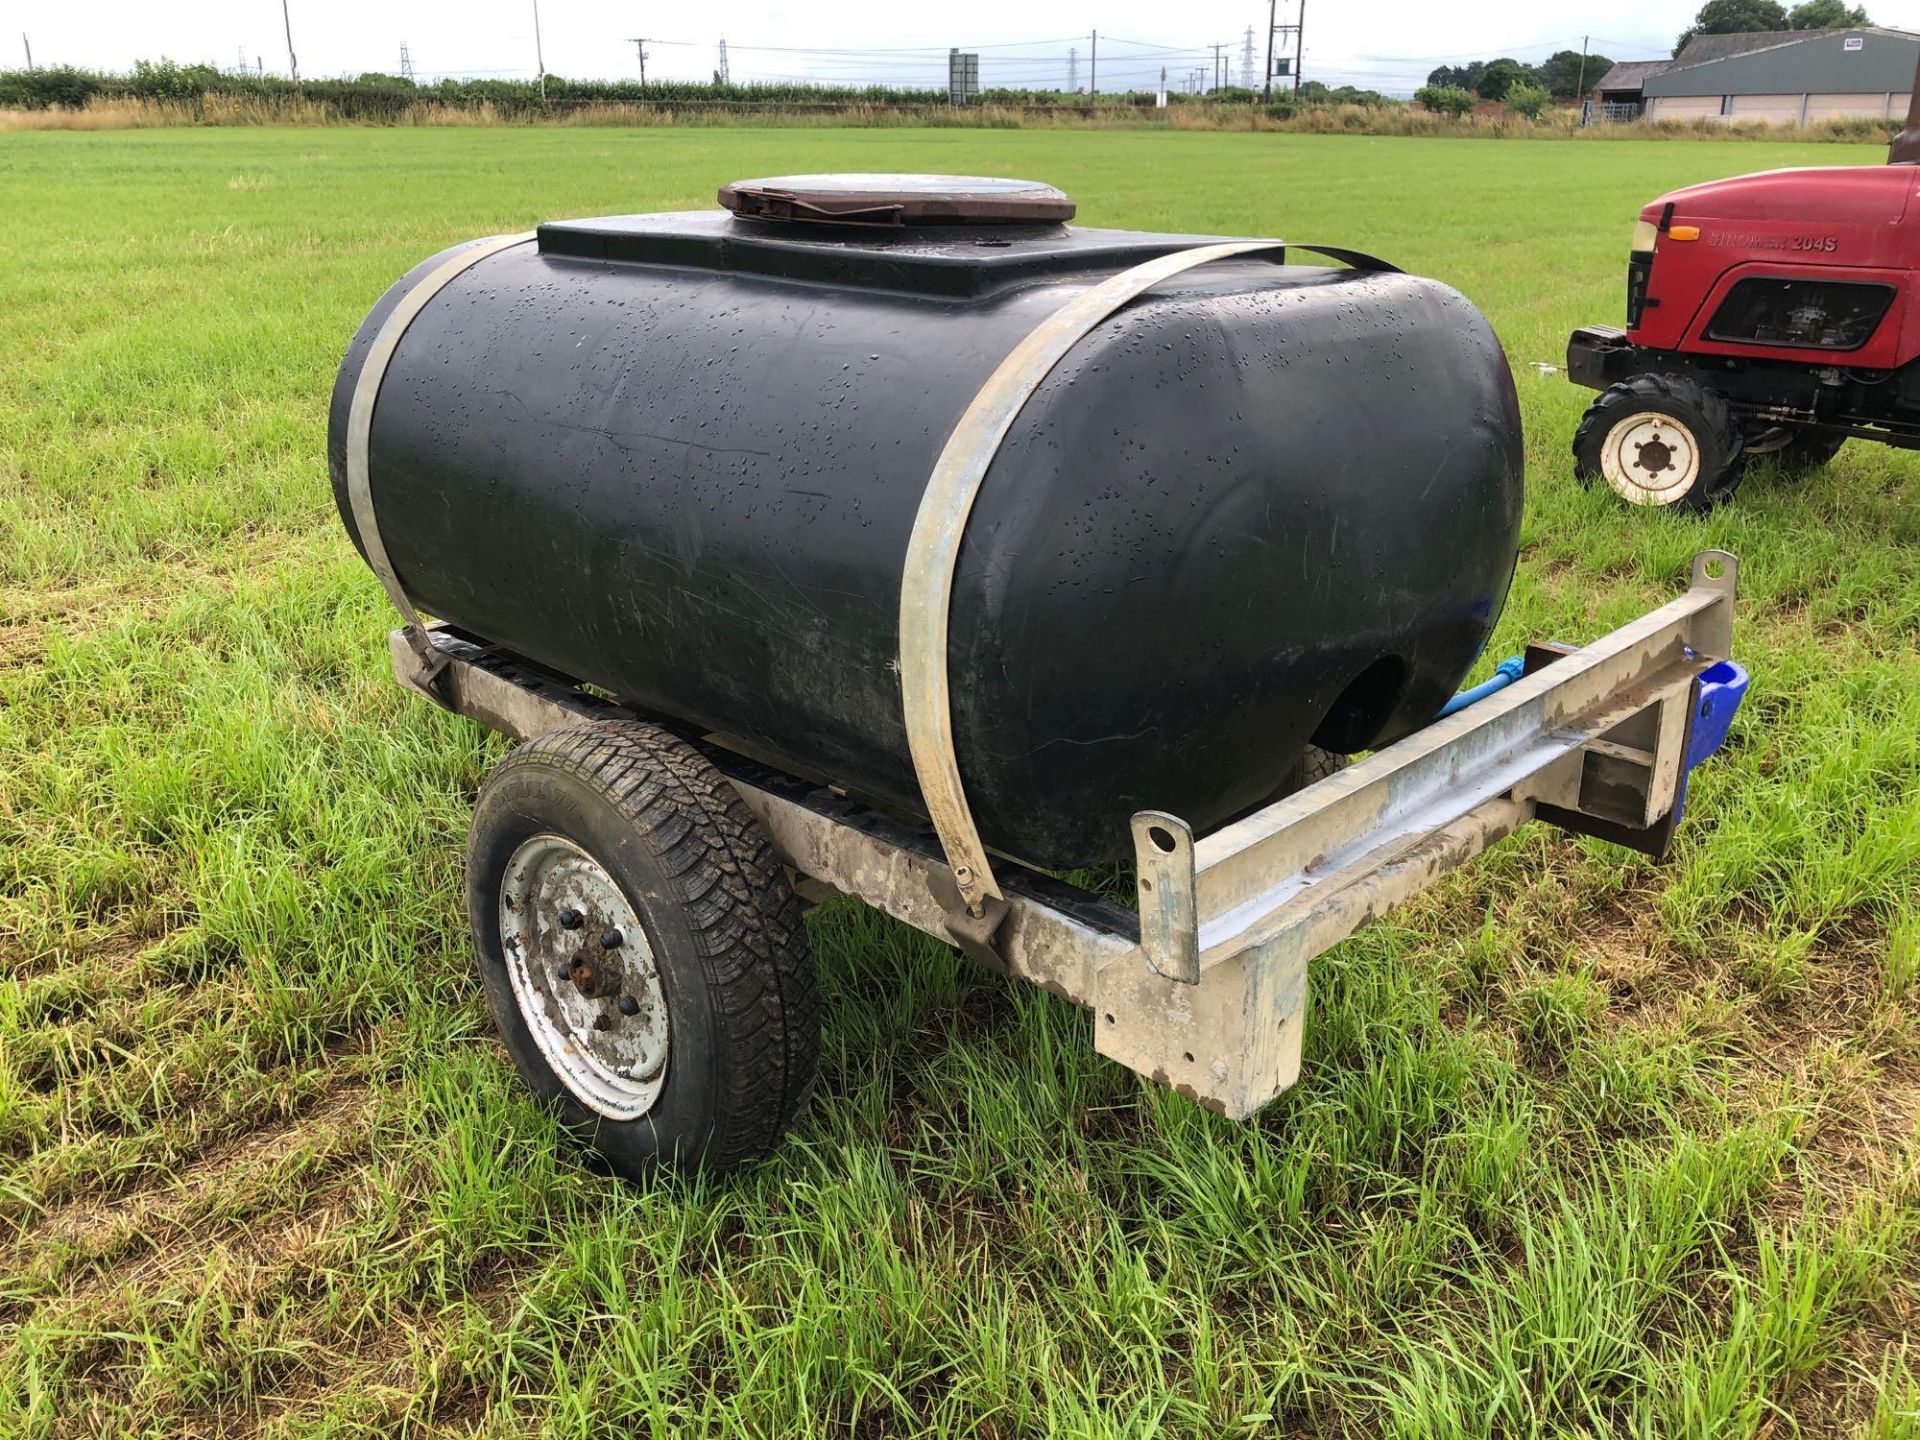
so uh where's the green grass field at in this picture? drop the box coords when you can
[1,126,1916,1438]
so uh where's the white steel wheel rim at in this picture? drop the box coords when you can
[1599,410,1702,506]
[499,834,670,1121]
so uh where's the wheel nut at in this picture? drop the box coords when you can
[617,994,639,1016]
[600,928,624,950]
[555,963,573,983]
[559,907,585,930]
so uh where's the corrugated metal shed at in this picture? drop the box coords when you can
[1672,30,1819,65]
[1592,60,1672,95]
[1643,27,1920,96]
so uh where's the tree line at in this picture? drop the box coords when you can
[0,58,1404,116]
[1673,0,1870,55]
[1416,0,1872,120]
[1424,50,1614,103]
[0,59,954,113]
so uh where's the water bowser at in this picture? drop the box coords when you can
[331,174,1526,873]
[321,175,1711,1177]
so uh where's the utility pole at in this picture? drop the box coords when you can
[1090,29,1097,99]
[1293,0,1305,99]
[21,32,31,70]
[1241,26,1256,89]
[1575,35,1590,98]
[531,0,546,99]
[717,38,730,84]
[280,0,297,81]
[1068,45,1078,92]
[400,41,415,82]
[1262,0,1276,101]
[624,37,649,84]
[1212,42,1225,92]
[1266,0,1304,101]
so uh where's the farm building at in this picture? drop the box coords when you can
[1588,27,1918,124]
[1589,60,1675,121]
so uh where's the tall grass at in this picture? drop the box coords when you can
[0,91,1904,142]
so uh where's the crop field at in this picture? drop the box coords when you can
[0,126,1916,1437]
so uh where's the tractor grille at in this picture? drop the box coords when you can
[1626,253,1653,330]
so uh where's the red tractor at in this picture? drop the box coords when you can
[1568,92,1920,509]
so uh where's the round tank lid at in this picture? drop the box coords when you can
[718,173,1075,227]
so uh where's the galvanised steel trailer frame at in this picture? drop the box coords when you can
[393,550,1747,1121]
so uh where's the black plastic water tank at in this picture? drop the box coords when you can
[329,175,1524,867]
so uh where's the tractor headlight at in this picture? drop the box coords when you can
[1631,219,1658,255]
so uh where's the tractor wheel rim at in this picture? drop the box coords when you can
[1599,411,1702,506]
[500,834,670,1120]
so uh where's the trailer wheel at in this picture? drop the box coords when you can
[1234,744,1347,822]
[1284,743,1348,790]
[465,719,818,1176]
[1572,375,1744,510]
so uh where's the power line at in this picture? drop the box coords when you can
[385,27,1672,96]
[647,35,1087,56]
[1352,37,1609,63]
[1099,35,1201,53]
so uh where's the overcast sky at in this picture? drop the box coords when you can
[13,0,1920,95]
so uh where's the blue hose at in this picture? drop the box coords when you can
[1436,655,1527,718]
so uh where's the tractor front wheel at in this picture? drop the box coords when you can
[1572,375,1744,511]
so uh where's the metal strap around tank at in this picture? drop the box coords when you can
[900,239,1400,920]
[347,231,537,684]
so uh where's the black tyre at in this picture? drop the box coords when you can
[1283,743,1348,792]
[1235,744,1348,822]
[466,719,818,1176]
[1572,375,1744,511]
[1746,427,1847,473]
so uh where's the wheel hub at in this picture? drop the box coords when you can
[499,835,669,1120]
[1599,411,1701,506]
[1632,435,1674,473]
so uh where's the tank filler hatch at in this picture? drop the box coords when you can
[718,173,1076,228]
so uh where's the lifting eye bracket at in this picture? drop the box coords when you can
[397,621,454,696]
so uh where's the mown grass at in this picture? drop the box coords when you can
[0,127,1915,1437]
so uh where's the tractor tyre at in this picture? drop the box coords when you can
[1765,430,1848,473]
[1572,375,1744,511]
